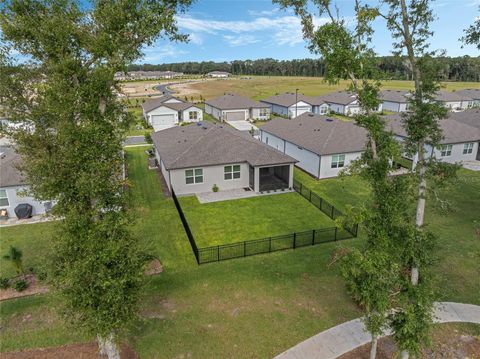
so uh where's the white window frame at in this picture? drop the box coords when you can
[331,154,345,169]
[319,105,328,115]
[189,111,198,120]
[224,164,241,180]
[0,189,9,207]
[440,144,452,157]
[463,142,474,155]
[185,168,203,185]
[259,108,268,117]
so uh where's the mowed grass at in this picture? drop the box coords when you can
[179,193,337,247]
[173,75,480,101]
[0,147,478,358]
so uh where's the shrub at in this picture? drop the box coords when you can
[0,277,10,289]
[13,279,28,292]
[144,132,153,144]
[212,184,219,192]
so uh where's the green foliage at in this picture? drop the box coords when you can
[0,277,10,289]
[3,246,24,275]
[212,184,219,193]
[461,6,480,50]
[13,278,28,292]
[144,131,153,144]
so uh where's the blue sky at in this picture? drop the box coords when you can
[140,0,480,64]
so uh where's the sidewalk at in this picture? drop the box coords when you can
[274,302,480,359]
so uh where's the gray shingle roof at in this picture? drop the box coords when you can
[261,93,327,107]
[318,91,358,105]
[141,95,183,113]
[205,93,269,110]
[448,109,480,129]
[455,89,480,100]
[152,122,296,170]
[261,113,368,156]
[384,112,480,144]
[380,90,411,103]
[435,90,472,102]
[162,102,200,112]
[0,148,25,187]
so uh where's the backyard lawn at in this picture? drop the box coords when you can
[179,193,337,247]
[1,146,479,358]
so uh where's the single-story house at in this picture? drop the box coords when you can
[0,147,53,219]
[205,93,270,121]
[318,91,383,116]
[454,89,480,107]
[261,93,329,118]
[385,110,480,165]
[206,71,231,78]
[434,90,473,110]
[260,113,367,179]
[380,90,411,112]
[142,95,203,132]
[151,122,297,195]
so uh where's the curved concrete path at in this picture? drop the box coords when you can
[274,302,480,359]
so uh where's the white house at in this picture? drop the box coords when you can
[434,90,473,110]
[260,113,367,179]
[385,110,480,166]
[380,90,411,112]
[142,95,203,132]
[261,93,329,118]
[151,122,297,195]
[205,93,270,122]
[318,91,382,116]
[206,71,231,78]
[451,89,480,108]
[0,147,52,219]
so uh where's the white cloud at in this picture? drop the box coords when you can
[223,35,260,47]
[140,44,187,63]
[188,33,204,45]
[247,8,280,16]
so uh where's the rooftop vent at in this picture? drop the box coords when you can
[308,113,314,117]
[202,126,208,129]
[326,118,334,122]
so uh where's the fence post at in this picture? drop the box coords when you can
[331,205,334,219]
[244,241,246,257]
[217,245,220,261]
[320,197,323,210]
[309,189,312,202]
[334,227,338,241]
[269,237,272,252]
[312,229,315,245]
[293,232,296,249]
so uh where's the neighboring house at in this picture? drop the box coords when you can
[115,70,184,81]
[380,90,411,112]
[434,90,473,110]
[0,147,52,218]
[318,91,383,116]
[142,95,203,132]
[151,122,297,195]
[260,113,367,179]
[261,93,329,118]
[454,89,480,107]
[206,71,231,78]
[205,93,270,121]
[385,110,480,165]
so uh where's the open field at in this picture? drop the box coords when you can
[1,147,479,357]
[179,193,337,247]
[170,75,480,101]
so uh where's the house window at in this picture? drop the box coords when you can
[185,168,203,184]
[463,142,474,155]
[440,145,452,157]
[189,111,198,120]
[259,108,268,116]
[224,165,241,180]
[331,154,345,168]
[0,189,9,207]
[319,105,328,115]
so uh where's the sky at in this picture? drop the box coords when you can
[140,0,480,64]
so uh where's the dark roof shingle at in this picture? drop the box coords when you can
[205,93,269,110]
[0,148,25,187]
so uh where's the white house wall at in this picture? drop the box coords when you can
[180,107,203,123]
[287,101,312,118]
[312,104,330,115]
[319,152,363,178]
[382,101,402,112]
[250,107,270,120]
[146,106,178,125]
[329,103,346,115]
[168,163,250,195]
[0,185,48,218]
[430,141,479,164]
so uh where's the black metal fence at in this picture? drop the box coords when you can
[172,180,358,265]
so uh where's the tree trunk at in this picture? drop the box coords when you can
[370,334,378,359]
[98,334,120,359]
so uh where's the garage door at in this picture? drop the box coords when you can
[151,114,175,131]
[289,106,311,118]
[225,111,245,121]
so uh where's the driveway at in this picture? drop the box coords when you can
[124,136,147,146]
[226,120,258,132]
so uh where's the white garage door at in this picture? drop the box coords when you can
[225,111,245,121]
[289,106,311,118]
[151,114,175,131]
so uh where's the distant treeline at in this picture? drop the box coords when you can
[128,56,480,82]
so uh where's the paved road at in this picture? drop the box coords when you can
[275,302,480,359]
[156,83,175,95]
[124,136,147,146]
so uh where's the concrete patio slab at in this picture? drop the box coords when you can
[462,160,480,171]
[196,188,293,204]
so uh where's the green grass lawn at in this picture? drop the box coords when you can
[179,193,337,247]
[1,147,478,357]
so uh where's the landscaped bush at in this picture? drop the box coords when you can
[212,184,219,192]
[144,132,153,144]
[13,279,28,292]
[0,277,10,289]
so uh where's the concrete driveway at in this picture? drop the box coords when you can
[226,120,258,132]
